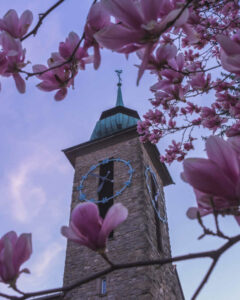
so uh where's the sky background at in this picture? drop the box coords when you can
[0,1,240,299]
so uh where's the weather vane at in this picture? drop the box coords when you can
[115,70,123,86]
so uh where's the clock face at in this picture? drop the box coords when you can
[77,158,134,204]
[145,166,167,223]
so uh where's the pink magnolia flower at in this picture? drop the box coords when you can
[84,3,110,69]
[137,43,177,73]
[0,32,26,93]
[94,0,189,83]
[61,202,128,251]
[182,136,240,224]
[217,34,240,75]
[0,9,33,39]
[32,64,74,101]
[189,72,211,91]
[0,231,32,285]
[226,122,240,137]
[59,32,90,69]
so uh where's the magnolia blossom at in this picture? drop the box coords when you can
[0,231,32,285]
[32,64,74,101]
[0,32,27,93]
[182,136,240,224]
[226,122,240,137]
[0,9,33,39]
[84,3,110,69]
[33,31,92,101]
[217,34,240,75]
[59,32,89,69]
[136,43,177,73]
[61,202,128,251]
[95,0,189,83]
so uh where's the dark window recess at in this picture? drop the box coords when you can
[101,278,107,295]
[151,174,162,252]
[98,160,114,237]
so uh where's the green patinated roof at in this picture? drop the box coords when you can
[90,84,140,141]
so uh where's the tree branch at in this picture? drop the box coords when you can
[0,293,18,300]
[191,259,218,300]
[21,0,66,41]
[9,234,240,300]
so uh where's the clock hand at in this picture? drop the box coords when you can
[90,171,114,183]
[97,171,114,193]
[97,180,105,193]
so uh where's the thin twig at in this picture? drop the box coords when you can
[0,293,18,300]
[100,252,114,266]
[21,0,66,41]
[18,34,85,79]
[191,259,218,300]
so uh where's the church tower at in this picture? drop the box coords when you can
[61,73,184,300]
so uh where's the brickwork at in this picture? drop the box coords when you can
[62,133,184,300]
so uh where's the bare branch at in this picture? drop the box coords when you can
[21,0,66,41]
[7,234,239,300]
[0,292,19,300]
[191,259,218,300]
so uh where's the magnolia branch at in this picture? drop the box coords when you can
[3,234,240,300]
[18,34,85,79]
[18,0,195,79]
[21,0,66,41]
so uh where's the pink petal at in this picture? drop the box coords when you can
[2,231,18,244]
[2,9,19,38]
[13,73,26,93]
[137,43,154,85]
[140,0,165,23]
[99,203,128,248]
[1,235,15,282]
[19,10,33,37]
[217,35,240,56]
[183,158,236,199]
[220,52,240,74]
[13,233,32,271]
[95,23,143,51]
[93,44,101,69]
[71,202,102,245]
[32,64,48,74]
[68,31,80,48]
[234,215,240,225]
[161,7,189,29]
[61,225,89,247]
[37,81,57,92]
[101,0,143,29]
[54,88,67,101]
[87,2,110,29]
[206,136,239,184]
[0,31,21,55]
[186,207,198,219]
[156,44,177,62]
[228,136,240,155]
[182,24,199,44]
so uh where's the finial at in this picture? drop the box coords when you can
[115,70,122,86]
[115,70,124,107]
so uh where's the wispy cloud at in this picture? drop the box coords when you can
[32,242,65,278]
[1,146,69,223]
[9,161,46,222]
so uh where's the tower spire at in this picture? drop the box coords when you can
[115,70,124,107]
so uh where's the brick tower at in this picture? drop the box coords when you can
[61,75,184,300]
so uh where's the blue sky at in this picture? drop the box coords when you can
[0,1,240,299]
